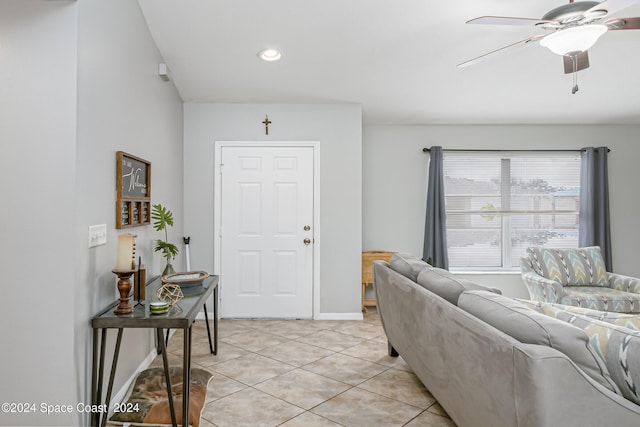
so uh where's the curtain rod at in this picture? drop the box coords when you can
[422,148,611,153]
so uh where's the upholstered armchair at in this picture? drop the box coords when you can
[520,246,640,313]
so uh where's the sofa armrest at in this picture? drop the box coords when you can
[608,272,640,294]
[521,272,567,303]
[513,344,640,426]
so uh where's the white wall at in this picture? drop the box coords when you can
[363,125,640,297]
[74,1,184,425]
[0,2,78,425]
[183,103,362,316]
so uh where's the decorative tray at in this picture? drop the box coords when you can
[161,271,209,288]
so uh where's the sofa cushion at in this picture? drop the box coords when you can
[389,252,432,282]
[458,290,618,393]
[416,268,501,305]
[541,304,640,405]
[526,246,608,287]
[559,287,640,313]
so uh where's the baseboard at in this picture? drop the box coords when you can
[196,312,214,321]
[316,312,364,320]
[195,312,364,321]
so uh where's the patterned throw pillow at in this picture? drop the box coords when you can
[541,305,640,404]
[527,246,609,287]
[549,304,640,331]
[517,299,640,331]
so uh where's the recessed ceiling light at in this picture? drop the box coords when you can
[258,48,282,62]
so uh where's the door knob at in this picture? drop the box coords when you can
[303,238,311,245]
[303,225,311,231]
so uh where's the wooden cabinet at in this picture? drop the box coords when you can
[362,250,394,313]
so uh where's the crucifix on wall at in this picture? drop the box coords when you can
[262,115,272,135]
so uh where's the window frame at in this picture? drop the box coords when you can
[442,150,581,272]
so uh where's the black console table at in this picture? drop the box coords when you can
[91,275,219,427]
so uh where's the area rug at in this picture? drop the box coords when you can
[109,367,212,427]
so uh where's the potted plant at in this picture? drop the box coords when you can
[151,203,179,276]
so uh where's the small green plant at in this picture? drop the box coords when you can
[152,204,179,270]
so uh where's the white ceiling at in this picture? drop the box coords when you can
[137,0,640,125]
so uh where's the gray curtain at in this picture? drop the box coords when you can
[579,146,612,270]
[423,146,449,269]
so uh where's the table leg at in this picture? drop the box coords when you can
[213,285,218,355]
[97,329,107,410]
[203,303,214,354]
[182,326,192,427]
[90,329,99,427]
[156,328,177,427]
[96,329,107,427]
[362,283,368,314]
[101,328,122,427]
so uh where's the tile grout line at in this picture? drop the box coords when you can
[168,310,452,427]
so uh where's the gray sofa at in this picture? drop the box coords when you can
[373,253,640,427]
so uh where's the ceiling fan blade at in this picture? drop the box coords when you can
[467,16,555,26]
[563,51,590,74]
[586,0,640,18]
[606,16,640,29]
[457,35,544,68]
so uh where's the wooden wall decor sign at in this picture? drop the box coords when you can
[116,151,151,229]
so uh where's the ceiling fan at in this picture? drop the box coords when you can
[458,0,640,93]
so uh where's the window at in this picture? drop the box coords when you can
[443,151,581,270]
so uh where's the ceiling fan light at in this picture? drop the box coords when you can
[540,24,607,55]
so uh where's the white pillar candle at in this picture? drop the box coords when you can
[115,234,135,270]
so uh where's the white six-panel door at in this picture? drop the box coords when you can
[219,146,314,318]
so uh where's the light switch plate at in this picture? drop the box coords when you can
[89,224,107,248]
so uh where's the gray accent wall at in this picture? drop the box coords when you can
[74,1,184,425]
[363,125,640,297]
[183,103,363,316]
[0,2,78,426]
[1,1,184,425]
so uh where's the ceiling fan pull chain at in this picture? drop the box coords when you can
[572,54,579,94]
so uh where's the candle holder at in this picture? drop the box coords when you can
[112,269,136,315]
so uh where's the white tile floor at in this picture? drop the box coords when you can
[150,308,457,427]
